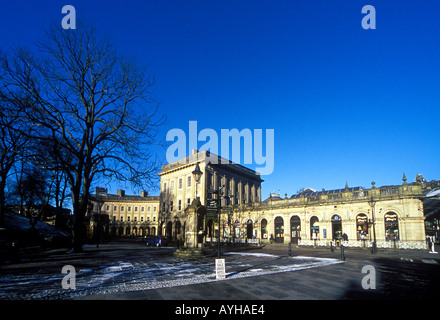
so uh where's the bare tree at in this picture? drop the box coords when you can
[9,164,49,218]
[0,98,31,227]
[1,23,164,251]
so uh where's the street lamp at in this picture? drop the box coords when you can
[192,164,204,248]
[368,196,377,254]
[192,164,203,200]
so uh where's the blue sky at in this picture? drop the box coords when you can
[1,0,439,198]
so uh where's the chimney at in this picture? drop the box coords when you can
[117,189,125,197]
[141,191,148,197]
[95,187,108,196]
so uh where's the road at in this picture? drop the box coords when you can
[1,240,439,300]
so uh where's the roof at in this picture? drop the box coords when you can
[92,193,160,202]
[159,150,263,181]
[290,186,365,199]
[423,198,440,219]
[4,211,70,238]
[426,188,440,198]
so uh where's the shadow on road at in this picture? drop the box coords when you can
[340,257,440,300]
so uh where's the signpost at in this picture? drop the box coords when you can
[208,186,230,258]
[206,199,218,220]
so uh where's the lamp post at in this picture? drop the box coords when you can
[191,163,204,248]
[217,186,224,258]
[192,164,203,200]
[368,196,377,254]
[208,185,232,258]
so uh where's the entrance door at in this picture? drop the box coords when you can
[166,221,173,238]
[331,215,342,244]
[290,216,301,245]
[261,219,268,239]
[246,219,253,239]
[274,216,284,243]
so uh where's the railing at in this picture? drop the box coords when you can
[245,184,423,211]
[205,237,260,245]
[298,239,426,250]
[380,186,400,195]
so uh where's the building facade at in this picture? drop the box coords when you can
[88,150,430,250]
[157,150,427,250]
[88,187,160,239]
[158,149,263,244]
[236,182,425,250]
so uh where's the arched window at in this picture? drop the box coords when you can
[310,216,319,239]
[356,214,368,240]
[384,212,399,241]
[331,215,342,241]
[274,216,284,243]
[246,219,253,239]
[261,219,268,239]
[290,216,301,245]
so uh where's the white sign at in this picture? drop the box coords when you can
[215,258,226,280]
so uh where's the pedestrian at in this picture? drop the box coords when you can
[342,233,348,242]
[429,236,438,254]
[426,235,432,251]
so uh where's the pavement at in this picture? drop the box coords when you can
[1,240,440,301]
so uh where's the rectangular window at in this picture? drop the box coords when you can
[179,178,182,189]
[178,199,182,211]
[170,201,174,211]
[187,176,191,187]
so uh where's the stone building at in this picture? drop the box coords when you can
[88,150,431,250]
[158,149,263,246]
[88,187,160,239]
[239,181,425,249]
[157,150,427,250]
